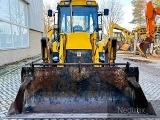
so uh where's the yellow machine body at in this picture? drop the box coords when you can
[58,0,98,6]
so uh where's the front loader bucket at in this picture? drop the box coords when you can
[6,63,156,119]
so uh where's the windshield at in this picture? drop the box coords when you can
[59,6,98,33]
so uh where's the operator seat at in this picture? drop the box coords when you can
[73,25,83,32]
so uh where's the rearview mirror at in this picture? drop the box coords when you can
[104,9,109,16]
[48,9,53,17]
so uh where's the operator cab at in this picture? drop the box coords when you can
[58,6,98,33]
[48,0,109,34]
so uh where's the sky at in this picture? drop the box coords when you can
[43,0,135,31]
[119,0,135,30]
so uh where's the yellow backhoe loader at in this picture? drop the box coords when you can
[6,0,156,119]
[108,22,134,51]
[134,26,147,42]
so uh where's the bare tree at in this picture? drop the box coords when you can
[98,0,124,32]
[153,0,160,24]
[131,0,160,25]
[43,3,52,34]
[131,0,146,25]
[43,0,59,34]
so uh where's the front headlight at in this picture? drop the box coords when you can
[53,56,59,62]
[99,52,105,62]
[64,1,70,5]
[86,1,92,5]
[52,52,59,62]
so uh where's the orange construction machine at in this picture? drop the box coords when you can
[137,0,160,57]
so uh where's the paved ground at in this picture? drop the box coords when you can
[0,55,41,120]
[0,54,160,120]
[116,52,160,120]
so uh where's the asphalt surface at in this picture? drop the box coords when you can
[0,54,160,120]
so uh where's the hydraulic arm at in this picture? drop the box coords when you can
[137,0,160,57]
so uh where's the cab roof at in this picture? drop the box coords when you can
[58,0,98,6]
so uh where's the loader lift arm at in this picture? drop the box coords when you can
[137,0,160,57]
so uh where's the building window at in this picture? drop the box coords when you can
[0,0,10,21]
[0,22,12,48]
[0,0,29,49]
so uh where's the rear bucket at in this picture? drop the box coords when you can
[120,44,130,51]
[6,64,157,119]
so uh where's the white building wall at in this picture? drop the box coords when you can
[0,0,43,66]
[0,30,42,66]
[28,0,44,32]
